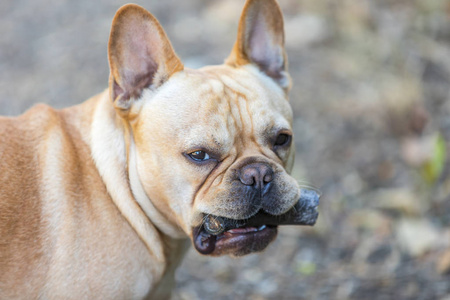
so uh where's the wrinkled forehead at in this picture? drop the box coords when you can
[139,65,293,150]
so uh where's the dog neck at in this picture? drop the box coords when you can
[126,122,187,239]
[89,91,186,265]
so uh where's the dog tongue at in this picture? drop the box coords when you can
[194,229,216,254]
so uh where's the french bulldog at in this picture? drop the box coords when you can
[0,0,318,299]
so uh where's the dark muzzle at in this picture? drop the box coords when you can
[203,188,320,235]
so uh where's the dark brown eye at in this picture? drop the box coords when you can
[274,133,291,147]
[188,150,210,162]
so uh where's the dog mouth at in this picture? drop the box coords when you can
[193,220,278,256]
[192,189,320,256]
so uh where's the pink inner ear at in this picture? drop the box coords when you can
[246,12,285,81]
[118,23,162,99]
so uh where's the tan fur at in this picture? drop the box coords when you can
[0,1,297,298]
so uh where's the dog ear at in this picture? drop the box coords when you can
[226,0,290,93]
[108,4,183,111]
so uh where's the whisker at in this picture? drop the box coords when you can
[296,180,322,196]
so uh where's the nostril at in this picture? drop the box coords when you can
[263,173,273,183]
[259,164,273,184]
[240,167,258,186]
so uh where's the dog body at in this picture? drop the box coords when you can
[0,95,187,299]
[0,1,301,298]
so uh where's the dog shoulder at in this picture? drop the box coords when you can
[0,104,59,297]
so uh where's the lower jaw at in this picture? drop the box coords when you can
[193,225,278,256]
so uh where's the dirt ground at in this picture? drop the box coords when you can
[1,0,450,299]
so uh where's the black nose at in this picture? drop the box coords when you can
[239,163,274,194]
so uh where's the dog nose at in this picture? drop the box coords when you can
[239,163,274,192]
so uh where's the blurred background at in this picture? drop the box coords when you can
[1,0,449,299]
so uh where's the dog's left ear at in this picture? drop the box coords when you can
[108,4,183,111]
[226,0,290,93]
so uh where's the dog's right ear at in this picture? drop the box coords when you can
[108,4,183,112]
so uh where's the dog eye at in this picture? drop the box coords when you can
[274,133,291,147]
[188,150,210,162]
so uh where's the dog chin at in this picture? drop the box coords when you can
[192,224,278,256]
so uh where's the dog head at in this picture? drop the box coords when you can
[107,0,302,256]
